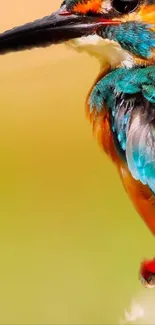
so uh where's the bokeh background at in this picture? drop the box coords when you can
[0,1,155,324]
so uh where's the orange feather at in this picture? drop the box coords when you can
[119,164,155,235]
[86,64,120,162]
[73,0,102,14]
[140,4,155,25]
[124,4,155,26]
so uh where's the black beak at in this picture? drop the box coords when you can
[0,5,118,55]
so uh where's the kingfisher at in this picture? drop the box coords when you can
[0,0,155,235]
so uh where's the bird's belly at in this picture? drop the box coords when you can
[119,163,155,235]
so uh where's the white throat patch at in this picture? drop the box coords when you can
[65,34,134,69]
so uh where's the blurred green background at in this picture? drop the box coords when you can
[0,1,154,324]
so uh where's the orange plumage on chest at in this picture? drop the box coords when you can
[86,65,121,164]
[86,103,119,163]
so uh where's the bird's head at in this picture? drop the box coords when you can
[0,0,155,67]
[62,0,155,66]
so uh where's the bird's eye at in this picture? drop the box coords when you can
[112,0,139,14]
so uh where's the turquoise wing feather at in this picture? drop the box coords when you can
[126,97,155,193]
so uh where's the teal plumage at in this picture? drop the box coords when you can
[89,65,155,194]
[89,66,155,115]
[98,22,155,58]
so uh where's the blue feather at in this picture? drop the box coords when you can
[98,22,155,58]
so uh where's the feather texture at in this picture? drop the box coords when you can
[86,65,155,234]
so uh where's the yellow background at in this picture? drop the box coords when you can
[0,1,154,324]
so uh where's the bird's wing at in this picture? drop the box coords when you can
[114,92,155,194]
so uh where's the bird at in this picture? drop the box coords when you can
[0,0,155,234]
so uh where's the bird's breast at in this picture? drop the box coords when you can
[87,105,120,164]
[86,65,121,165]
